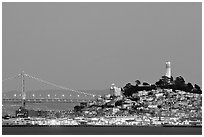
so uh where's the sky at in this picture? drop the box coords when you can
[2,3,202,91]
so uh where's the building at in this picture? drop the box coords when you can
[165,61,171,78]
[110,83,122,97]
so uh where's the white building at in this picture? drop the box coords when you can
[165,61,171,78]
[110,83,122,97]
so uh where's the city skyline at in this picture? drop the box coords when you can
[3,3,202,90]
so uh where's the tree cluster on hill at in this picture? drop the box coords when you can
[122,76,202,97]
[122,82,156,97]
[156,76,202,94]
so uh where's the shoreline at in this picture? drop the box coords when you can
[2,125,202,127]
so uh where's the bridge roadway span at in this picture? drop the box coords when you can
[2,98,93,103]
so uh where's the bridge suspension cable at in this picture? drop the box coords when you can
[24,73,98,97]
[2,74,21,82]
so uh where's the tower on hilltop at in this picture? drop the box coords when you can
[165,61,171,78]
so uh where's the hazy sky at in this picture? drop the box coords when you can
[2,3,202,90]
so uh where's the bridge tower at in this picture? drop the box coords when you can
[21,71,26,108]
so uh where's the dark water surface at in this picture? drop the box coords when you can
[2,126,202,135]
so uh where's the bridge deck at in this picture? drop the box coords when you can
[2,99,93,103]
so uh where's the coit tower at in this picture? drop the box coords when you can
[165,61,171,78]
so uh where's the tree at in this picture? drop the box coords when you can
[74,105,82,112]
[175,76,185,85]
[157,105,162,109]
[155,75,171,87]
[143,82,150,86]
[174,76,186,91]
[170,76,174,82]
[194,84,202,94]
[123,83,132,90]
[155,79,163,86]
[115,100,123,107]
[135,80,141,86]
[123,83,137,97]
[187,82,194,92]
[195,84,201,90]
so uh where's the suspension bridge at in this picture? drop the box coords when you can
[2,71,104,104]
